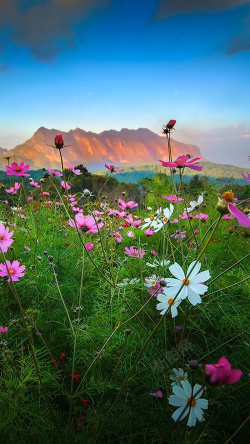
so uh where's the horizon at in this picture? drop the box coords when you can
[1,0,250,168]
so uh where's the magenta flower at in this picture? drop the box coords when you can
[162,120,176,134]
[242,172,250,184]
[39,192,50,197]
[85,243,94,250]
[66,162,81,175]
[162,194,184,204]
[150,390,163,398]
[6,182,21,194]
[145,228,154,236]
[105,164,123,174]
[125,246,145,258]
[61,181,71,190]
[228,203,250,228]
[159,155,203,171]
[0,326,9,333]
[0,224,14,253]
[29,180,40,188]
[205,356,242,386]
[0,260,25,282]
[113,231,123,243]
[69,214,103,233]
[119,199,138,210]
[47,169,63,177]
[27,196,33,202]
[5,161,30,177]
[221,214,235,220]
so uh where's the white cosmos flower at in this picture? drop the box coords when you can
[156,293,182,317]
[170,368,188,387]
[169,380,208,427]
[145,275,159,288]
[164,261,210,306]
[154,204,174,232]
[146,259,170,268]
[141,215,161,230]
[186,194,203,213]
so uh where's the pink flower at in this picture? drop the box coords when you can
[39,192,50,197]
[29,180,40,188]
[119,199,138,210]
[194,213,209,221]
[69,214,103,234]
[159,155,203,171]
[0,326,9,333]
[150,390,163,398]
[85,243,94,250]
[127,231,135,238]
[145,228,154,236]
[150,250,158,256]
[221,214,235,220]
[47,169,63,177]
[228,203,250,228]
[205,356,243,386]
[162,194,184,203]
[6,182,21,194]
[54,134,64,148]
[5,162,30,177]
[61,181,71,190]
[66,162,81,175]
[0,224,14,253]
[242,172,250,184]
[27,196,33,202]
[113,231,123,243]
[125,214,141,227]
[105,164,123,174]
[194,230,199,235]
[0,260,25,282]
[162,120,176,134]
[125,246,145,258]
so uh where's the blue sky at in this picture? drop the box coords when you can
[0,0,250,167]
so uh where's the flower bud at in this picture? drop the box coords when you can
[189,360,199,370]
[83,189,91,196]
[54,134,64,148]
[216,198,229,215]
[124,329,131,335]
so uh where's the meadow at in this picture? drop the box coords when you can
[0,124,250,444]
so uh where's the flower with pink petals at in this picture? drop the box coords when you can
[0,224,14,253]
[113,231,123,243]
[150,390,163,398]
[228,203,250,228]
[221,214,235,220]
[66,162,81,175]
[29,180,40,188]
[162,120,176,134]
[125,246,145,258]
[39,192,50,197]
[127,230,135,238]
[119,199,138,210]
[6,182,21,194]
[5,162,30,177]
[159,155,202,171]
[47,169,63,177]
[0,260,25,282]
[0,326,9,333]
[145,228,154,236]
[205,356,243,386]
[105,164,123,174]
[163,195,184,204]
[61,181,71,190]
[69,214,103,234]
[27,196,33,202]
[85,243,94,250]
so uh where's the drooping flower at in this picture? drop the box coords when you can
[47,169,63,177]
[159,155,203,171]
[169,380,208,427]
[156,293,182,317]
[0,260,25,282]
[205,356,243,386]
[5,162,30,177]
[170,368,188,387]
[150,390,163,398]
[228,203,250,228]
[162,119,176,134]
[5,182,21,194]
[164,262,211,306]
[39,192,50,197]
[105,164,123,174]
[153,205,174,232]
[145,228,154,236]
[0,224,14,253]
[66,162,81,175]
[69,214,103,234]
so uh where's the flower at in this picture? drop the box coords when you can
[186,194,204,213]
[170,368,188,387]
[164,262,211,306]
[159,155,203,171]
[55,134,64,148]
[0,326,9,333]
[125,246,145,258]
[113,231,123,242]
[0,224,14,253]
[141,214,160,230]
[61,181,71,190]
[0,260,25,282]
[119,199,138,210]
[228,203,250,228]
[145,228,154,236]
[5,182,21,194]
[156,292,182,317]
[169,380,208,427]
[105,164,123,174]
[5,162,30,177]
[162,120,176,134]
[162,194,184,203]
[146,259,170,268]
[127,230,135,238]
[150,390,163,398]
[153,205,174,232]
[117,278,140,287]
[39,192,50,197]
[47,169,63,177]
[69,214,103,234]
[242,172,250,184]
[66,162,81,175]
[205,356,243,386]
[85,243,94,250]
[29,180,40,188]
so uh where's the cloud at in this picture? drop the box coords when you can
[225,35,250,54]
[0,0,109,62]
[154,0,250,19]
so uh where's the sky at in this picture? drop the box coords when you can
[0,0,250,167]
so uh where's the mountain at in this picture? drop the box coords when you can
[0,127,205,171]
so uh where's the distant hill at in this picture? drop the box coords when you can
[0,127,204,170]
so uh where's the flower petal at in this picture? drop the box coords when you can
[169,263,185,280]
[191,270,211,284]
[186,261,201,279]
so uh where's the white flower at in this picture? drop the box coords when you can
[141,215,161,230]
[127,231,135,238]
[146,259,170,268]
[169,380,208,427]
[154,204,174,232]
[145,275,159,288]
[117,278,140,287]
[186,194,203,213]
[164,261,210,306]
[156,293,182,317]
[170,368,188,387]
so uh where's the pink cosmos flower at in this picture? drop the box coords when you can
[113,231,123,243]
[163,194,184,203]
[162,120,176,134]
[5,161,30,177]
[0,224,14,253]
[159,155,203,171]
[205,356,243,386]
[55,202,63,206]
[66,162,81,175]
[145,228,154,236]
[39,192,50,197]
[119,199,138,210]
[61,181,71,190]
[0,326,9,333]
[29,180,40,188]
[242,172,250,184]
[69,214,103,233]
[150,390,163,398]
[43,201,53,206]
[47,169,63,177]
[108,209,127,218]
[85,243,94,250]
[125,246,145,258]
[105,164,123,174]
[6,182,21,194]
[228,203,250,228]
[150,250,158,256]
[0,260,26,282]
[127,230,135,238]
[221,214,235,220]
[194,213,209,221]
[27,196,33,202]
[125,214,142,227]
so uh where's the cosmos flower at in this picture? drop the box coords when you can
[113,231,123,243]
[0,260,26,282]
[186,195,204,213]
[5,182,21,194]
[169,380,208,427]
[66,162,81,175]
[69,214,103,234]
[153,205,174,232]
[205,356,243,386]
[5,162,30,177]
[29,180,40,188]
[242,172,250,184]
[105,164,123,174]
[164,262,211,306]
[0,326,9,333]
[156,292,182,317]
[61,181,71,190]
[162,194,184,203]
[125,246,145,258]
[159,155,203,171]
[150,390,163,398]
[170,368,188,387]
[119,199,138,210]
[0,224,14,253]
[47,169,63,177]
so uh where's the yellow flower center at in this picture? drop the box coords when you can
[163,216,168,223]
[150,216,154,221]
[178,376,184,382]
[182,278,190,286]
[187,397,196,407]
[16,167,21,172]
[222,190,234,202]
[168,298,174,305]
[151,280,156,286]
[9,269,15,274]
[0,235,4,240]
[132,252,137,256]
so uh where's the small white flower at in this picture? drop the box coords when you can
[127,230,135,238]
[117,278,140,287]
[156,293,182,317]
[146,259,170,268]
[169,380,208,427]
[145,275,158,288]
[153,205,174,232]
[141,215,161,230]
[164,261,210,306]
[170,368,188,387]
[186,194,203,213]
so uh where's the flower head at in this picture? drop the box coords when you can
[163,194,184,204]
[69,214,103,234]
[205,356,243,386]
[156,292,182,317]
[113,231,123,243]
[66,162,81,175]
[61,181,71,190]
[242,172,250,184]
[150,390,163,398]
[0,224,14,253]
[119,199,138,210]
[47,169,63,177]
[162,120,176,134]
[55,134,64,148]
[159,155,202,171]
[170,368,188,387]
[125,246,145,258]
[5,162,30,177]
[0,326,9,333]
[105,164,123,174]
[6,182,21,194]
[0,260,25,282]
